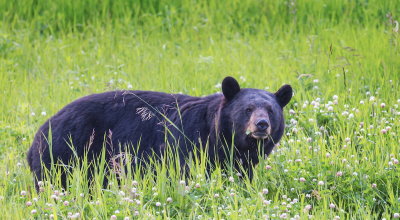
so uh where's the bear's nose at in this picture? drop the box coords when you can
[255,119,269,130]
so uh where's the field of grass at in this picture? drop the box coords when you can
[1,0,400,219]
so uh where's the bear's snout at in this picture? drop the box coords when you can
[245,108,272,139]
[255,119,269,130]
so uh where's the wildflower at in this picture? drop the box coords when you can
[262,188,269,194]
[353,172,358,176]
[229,176,234,182]
[31,112,36,116]
[394,213,399,218]
[124,217,130,220]
[318,181,324,185]
[31,209,37,214]
[372,183,377,188]
[132,180,138,186]
[214,194,219,198]
[41,111,46,116]
[333,95,338,100]
[381,103,386,108]
[394,159,399,164]
[156,202,161,207]
[345,137,351,142]
[381,129,387,134]
[289,109,295,114]
[134,211,139,216]
[195,183,200,188]
[389,161,393,166]
[360,100,365,104]
[21,191,26,196]
[180,180,185,185]
[328,106,333,111]
[64,201,69,206]
[369,96,375,102]
[26,201,32,206]
[50,214,54,219]
[215,83,222,88]
[33,198,38,203]
[326,153,331,158]
[337,171,343,177]
[111,215,117,220]
[167,197,172,202]
[330,203,335,208]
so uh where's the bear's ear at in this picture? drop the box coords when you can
[222,76,241,101]
[275,84,293,108]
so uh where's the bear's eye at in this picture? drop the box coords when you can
[268,109,273,114]
[245,108,252,113]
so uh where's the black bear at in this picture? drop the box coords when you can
[27,76,292,191]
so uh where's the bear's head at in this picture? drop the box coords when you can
[219,76,292,154]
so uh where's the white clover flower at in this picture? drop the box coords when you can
[369,96,375,102]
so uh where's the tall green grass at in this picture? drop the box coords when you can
[1,0,400,219]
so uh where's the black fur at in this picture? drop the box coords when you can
[27,77,292,191]
[222,76,241,101]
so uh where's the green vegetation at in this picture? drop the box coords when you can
[1,0,400,219]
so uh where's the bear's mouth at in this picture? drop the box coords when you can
[251,132,269,140]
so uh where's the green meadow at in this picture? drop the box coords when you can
[1,0,400,219]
